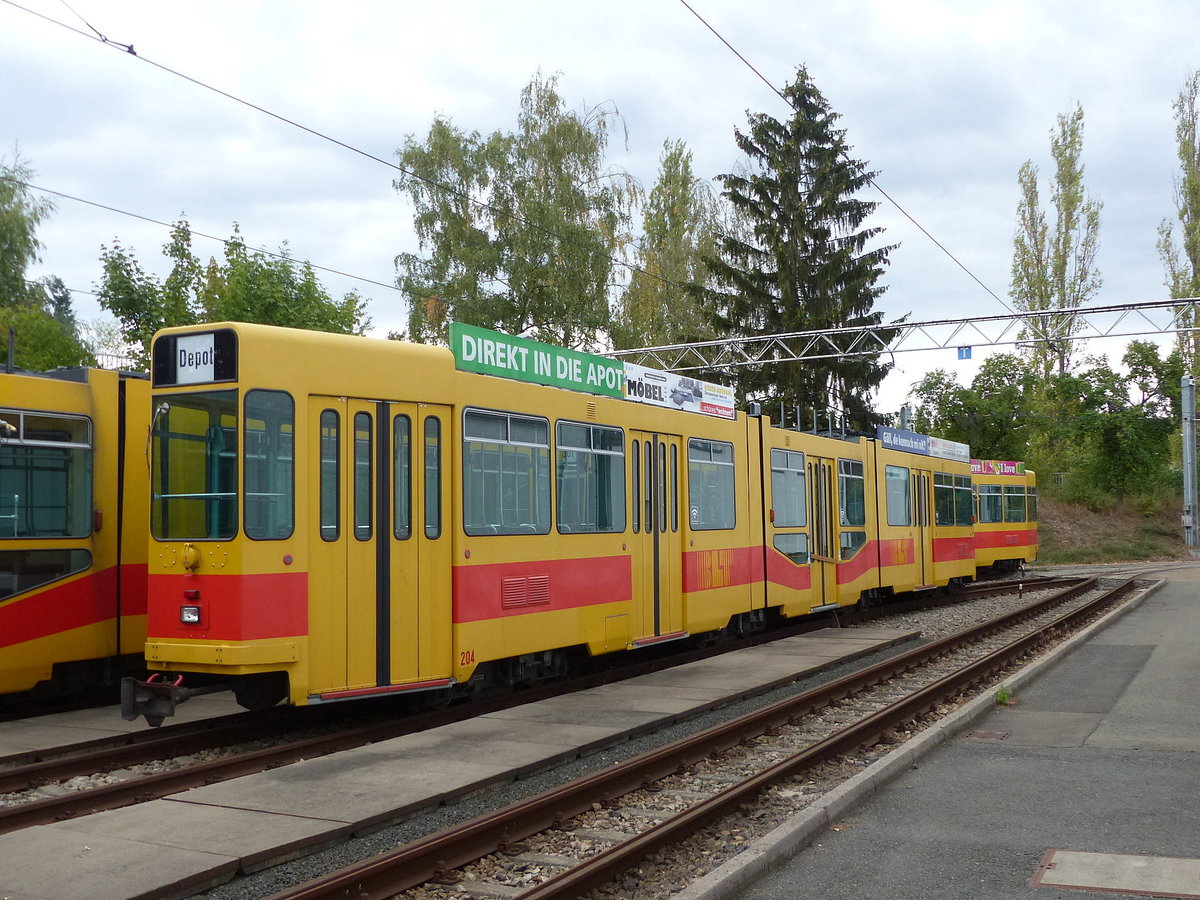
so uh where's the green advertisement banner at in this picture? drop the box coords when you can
[449,322,625,397]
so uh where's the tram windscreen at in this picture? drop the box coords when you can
[152,391,238,539]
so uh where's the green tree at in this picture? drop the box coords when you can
[0,152,54,307]
[909,353,1035,460]
[394,70,638,349]
[0,303,95,370]
[612,140,718,351]
[1028,343,1179,506]
[1010,105,1102,378]
[98,220,369,366]
[1157,69,1200,373]
[0,153,93,368]
[703,66,894,426]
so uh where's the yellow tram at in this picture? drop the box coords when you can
[0,366,149,696]
[971,459,1039,572]
[126,322,1036,722]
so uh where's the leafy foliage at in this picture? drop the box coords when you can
[394,71,638,350]
[1010,105,1102,377]
[910,353,1036,460]
[1158,69,1200,373]
[612,140,718,351]
[98,221,369,367]
[914,342,1180,508]
[703,66,894,426]
[0,153,94,369]
[0,302,95,369]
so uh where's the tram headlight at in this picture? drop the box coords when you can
[180,605,201,624]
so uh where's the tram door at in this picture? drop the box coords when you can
[630,431,683,642]
[308,397,450,695]
[807,456,839,608]
[911,470,934,587]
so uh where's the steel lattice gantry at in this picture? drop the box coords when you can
[606,298,1200,372]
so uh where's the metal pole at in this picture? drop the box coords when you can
[1182,375,1197,549]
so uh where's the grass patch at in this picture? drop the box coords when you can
[1035,497,1187,565]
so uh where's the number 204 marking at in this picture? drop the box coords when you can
[459,649,476,666]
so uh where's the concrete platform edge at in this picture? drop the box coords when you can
[671,580,1164,900]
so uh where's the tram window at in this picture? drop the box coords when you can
[885,465,910,526]
[394,415,412,540]
[462,409,550,535]
[671,444,678,532]
[935,472,974,526]
[1027,486,1038,522]
[424,417,442,539]
[0,410,92,539]
[933,473,955,526]
[978,484,1002,523]
[152,390,237,540]
[1004,485,1027,523]
[838,459,866,527]
[841,530,867,560]
[773,532,809,565]
[771,449,806,527]
[556,421,625,534]
[955,475,974,525]
[354,412,372,540]
[687,438,735,530]
[319,410,339,541]
[244,391,294,540]
[631,440,640,534]
[658,442,667,533]
[643,441,653,530]
[0,548,92,602]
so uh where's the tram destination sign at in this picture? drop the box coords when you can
[450,323,624,397]
[152,328,238,386]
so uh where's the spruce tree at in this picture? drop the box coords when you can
[704,66,894,427]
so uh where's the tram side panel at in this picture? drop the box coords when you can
[756,425,894,616]
[972,463,1038,570]
[0,368,146,696]
[449,375,760,689]
[927,458,978,586]
[117,375,151,657]
[871,443,926,595]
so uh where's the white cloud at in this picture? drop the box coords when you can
[3,0,1198,410]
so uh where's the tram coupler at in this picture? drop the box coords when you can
[121,674,229,727]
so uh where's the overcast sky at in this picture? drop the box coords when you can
[3,0,1198,411]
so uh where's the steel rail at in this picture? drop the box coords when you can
[264,576,1123,900]
[0,576,1051,798]
[521,578,1139,900]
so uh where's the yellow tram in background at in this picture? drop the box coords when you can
[125,322,1037,723]
[0,366,150,697]
[971,459,1039,572]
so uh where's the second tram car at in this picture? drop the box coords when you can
[971,458,1038,572]
[125,322,1038,723]
[0,365,150,699]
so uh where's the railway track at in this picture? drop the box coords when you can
[0,576,1085,842]
[259,575,1140,900]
